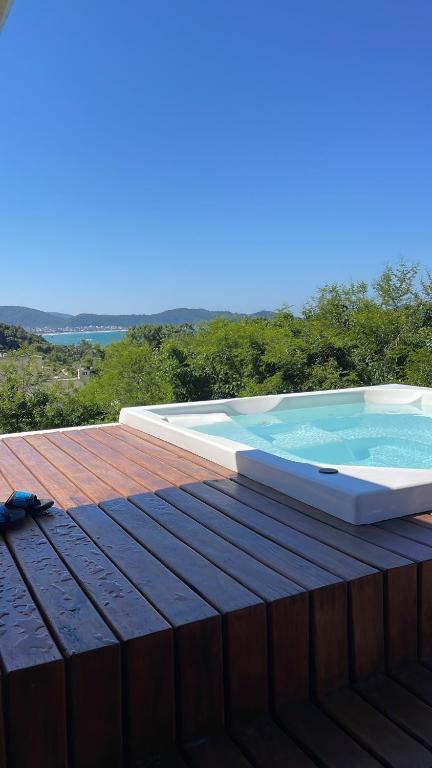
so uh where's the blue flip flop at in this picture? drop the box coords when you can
[0,491,54,531]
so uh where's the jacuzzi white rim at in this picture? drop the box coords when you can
[120,384,432,525]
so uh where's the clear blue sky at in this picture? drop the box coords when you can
[1,1,431,315]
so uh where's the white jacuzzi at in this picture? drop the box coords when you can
[120,384,432,524]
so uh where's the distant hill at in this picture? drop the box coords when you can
[0,323,52,353]
[0,306,272,331]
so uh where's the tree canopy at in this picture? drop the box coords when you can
[1,262,432,434]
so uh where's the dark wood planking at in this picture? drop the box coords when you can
[23,433,125,501]
[101,496,269,723]
[188,481,388,682]
[210,478,410,571]
[406,513,432,530]
[185,734,253,768]
[385,564,419,668]
[167,485,342,591]
[350,573,385,682]
[6,517,122,768]
[0,440,52,500]
[381,517,432,546]
[133,487,310,705]
[231,715,318,768]
[201,480,376,580]
[311,580,349,697]
[391,663,432,707]
[67,503,224,743]
[278,699,383,768]
[44,431,149,497]
[81,426,203,484]
[0,535,67,768]
[36,506,176,766]
[61,427,191,489]
[230,475,432,563]
[0,470,12,502]
[157,486,351,698]
[323,686,432,768]
[100,425,222,481]
[215,477,419,672]
[4,435,90,508]
[358,674,432,750]
[117,423,234,477]
[64,428,181,492]
[380,520,432,645]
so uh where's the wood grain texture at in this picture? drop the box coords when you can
[2,424,432,768]
[66,427,194,486]
[202,480,378,580]
[99,424,221,480]
[117,423,234,477]
[102,496,268,723]
[385,564,418,669]
[232,715,317,768]
[67,503,224,743]
[358,674,432,750]
[323,686,432,768]
[4,435,89,508]
[6,517,122,768]
[349,573,385,682]
[37,506,176,765]
[0,536,67,768]
[139,487,311,705]
[212,478,411,571]
[278,699,383,768]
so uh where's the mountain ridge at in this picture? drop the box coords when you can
[0,306,272,331]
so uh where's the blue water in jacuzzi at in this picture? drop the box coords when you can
[191,402,432,468]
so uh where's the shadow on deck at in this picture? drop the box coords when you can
[1,425,432,767]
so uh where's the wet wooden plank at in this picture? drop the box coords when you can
[102,496,268,723]
[191,482,388,683]
[323,686,432,768]
[45,431,147,497]
[170,485,341,592]
[22,434,121,501]
[117,423,234,477]
[100,425,221,481]
[67,503,224,743]
[70,427,195,486]
[65,428,175,491]
[6,517,122,768]
[221,477,419,672]
[212,478,410,571]
[229,476,432,563]
[0,535,67,768]
[37,505,176,766]
[359,674,432,750]
[232,715,317,768]
[156,486,351,699]
[278,699,382,768]
[4,436,90,508]
[137,487,310,706]
[0,440,51,500]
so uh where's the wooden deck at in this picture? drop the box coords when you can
[2,424,432,767]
